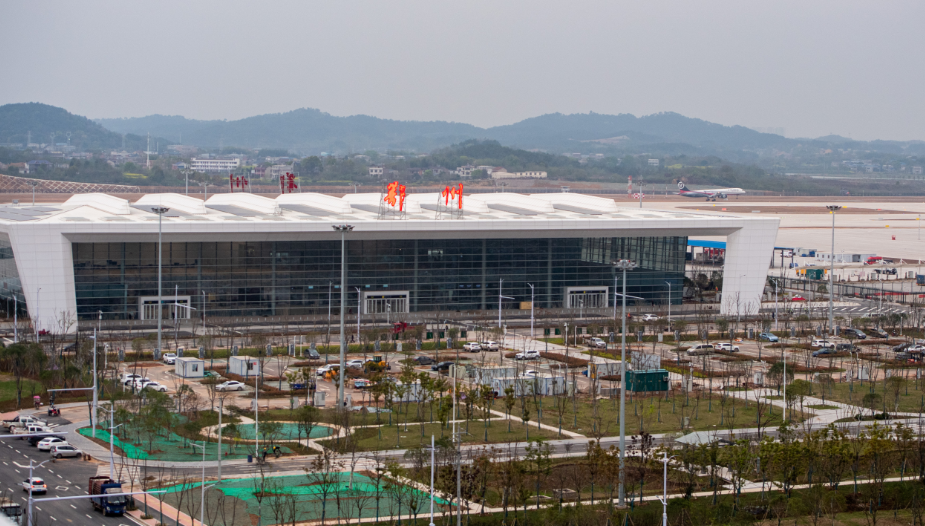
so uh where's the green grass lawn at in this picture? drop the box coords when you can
[319,418,560,452]
[808,378,925,413]
[535,392,808,437]
[0,379,44,405]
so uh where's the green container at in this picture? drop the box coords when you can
[806,268,825,280]
[624,369,669,392]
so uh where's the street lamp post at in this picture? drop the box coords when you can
[664,281,671,328]
[826,205,842,336]
[332,224,354,407]
[198,182,211,201]
[498,278,514,329]
[26,459,50,526]
[182,169,193,196]
[355,287,362,351]
[528,284,535,338]
[108,403,123,478]
[151,207,170,358]
[658,452,675,526]
[612,258,637,506]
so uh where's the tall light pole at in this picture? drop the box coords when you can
[355,287,362,350]
[658,452,675,526]
[612,258,636,506]
[332,224,354,407]
[826,205,842,336]
[664,281,671,328]
[28,180,38,206]
[528,284,535,338]
[182,168,193,195]
[498,278,514,329]
[198,182,211,201]
[151,207,169,357]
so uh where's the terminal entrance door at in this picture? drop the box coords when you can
[363,292,410,315]
[565,287,609,309]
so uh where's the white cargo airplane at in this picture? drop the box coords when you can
[677,182,746,201]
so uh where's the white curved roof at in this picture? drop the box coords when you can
[205,193,280,215]
[467,193,555,214]
[276,193,352,214]
[405,192,490,213]
[528,192,619,213]
[135,193,208,215]
[64,193,131,215]
[342,192,423,214]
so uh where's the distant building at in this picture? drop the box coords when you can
[167,145,199,155]
[369,165,384,178]
[253,165,267,178]
[648,159,660,167]
[190,158,241,173]
[913,166,923,175]
[25,160,52,174]
[455,164,474,177]
[172,162,188,171]
[265,164,292,179]
[491,170,548,180]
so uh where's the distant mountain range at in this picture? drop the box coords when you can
[95,108,925,158]
[0,103,157,151]
[3,102,922,158]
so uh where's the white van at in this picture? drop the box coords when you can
[686,344,715,356]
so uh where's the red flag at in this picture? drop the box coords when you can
[229,174,234,192]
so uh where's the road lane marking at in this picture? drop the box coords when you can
[70,505,76,509]
[50,516,56,521]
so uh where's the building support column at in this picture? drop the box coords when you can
[270,242,276,316]
[480,239,487,310]
[547,239,553,308]
[413,240,419,312]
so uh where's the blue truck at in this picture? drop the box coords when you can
[88,477,126,516]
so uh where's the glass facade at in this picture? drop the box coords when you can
[71,236,687,320]
[0,233,25,317]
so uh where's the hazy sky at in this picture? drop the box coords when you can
[2,1,923,141]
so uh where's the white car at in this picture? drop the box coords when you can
[641,314,660,322]
[162,353,177,365]
[346,359,365,369]
[316,364,337,376]
[480,341,500,351]
[521,370,539,378]
[215,380,245,392]
[463,342,482,352]
[140,380,168,392]
[36,437,67,451]
[121,373,146,385]
[715,342,740,352]
[589,337,607,349]
[686,344,715,356]
[811,339,835,348]
[514,350,540,360]
[129,377,151,389]
[22,478,46,494]
[50,444,82,459]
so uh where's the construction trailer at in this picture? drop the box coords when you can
[174,357,204,378]
[228,356,260,377]
[624,369,669,392]
[472,366,518,384]
[491,375,567,397]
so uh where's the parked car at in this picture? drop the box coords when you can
[431,361,454,372]
[521,370,539,378]
[686,344,714,356]
[36,437,67,451]
[868,328,889,338]
[140,381,168,392]
[811,339,835,348]
[305,348,321,360]
[514,350,540,360]
[589,337,607,349]
[215,381,245,392]
[120,373,146,386]
[22,478,46,494]
[758,332,779,342]
[353,379,373,389]
[893,342,914,353]
[835,343,857,352]
[462,342,482,352]
[812,348,837,357]
[715,342,740,352]
[480,341,500,351]
[316,364,339,376]
[641,314,660,322]
[345,359,365,369]
[50,444,82,459]
[842,328,867,340]
[14,425,51,438]
[908,345,925,353]
[413,356,435,366]
[162,353,177,365]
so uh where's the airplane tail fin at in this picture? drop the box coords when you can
[677,182,690,191]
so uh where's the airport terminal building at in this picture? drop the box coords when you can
[0,191,779,331]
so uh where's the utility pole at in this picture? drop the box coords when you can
[528,283,535,338]
[151,207,169,358]
[826,205,842,336]
[332,224,354,407]
[612,259,636,506]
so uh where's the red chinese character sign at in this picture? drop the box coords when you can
[383,181,406,211]
[441,183,464,209]
[279,173,298,194]
[229,174,250,193]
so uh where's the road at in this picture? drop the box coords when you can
[0,428,169,526]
